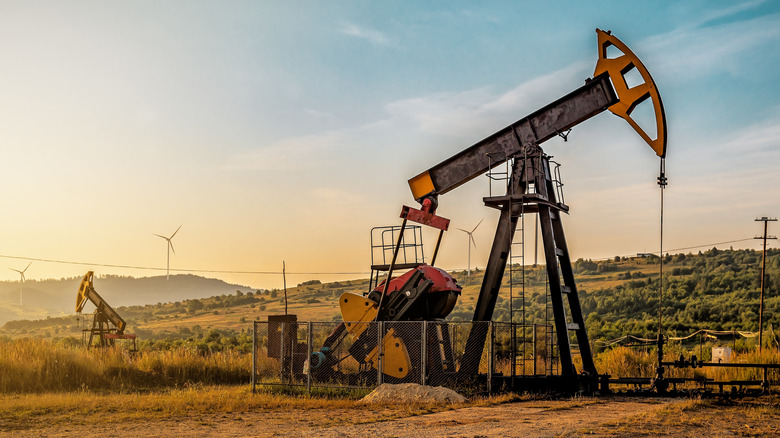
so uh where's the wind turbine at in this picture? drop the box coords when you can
[9,261,32,306]
[457,219,483,276]
[154,225,181,280]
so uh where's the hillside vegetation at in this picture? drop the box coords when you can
[1,248,778,350]
[0,274,256,325]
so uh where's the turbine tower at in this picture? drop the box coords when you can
[154,225,181,280]
[457,219,483,276]
[9,261,32,306]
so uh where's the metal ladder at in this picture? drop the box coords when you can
[462,147,595,384]
[488,154,528,377]
[535,158,595,376]
[488,153,534,377]
[508,208,526,375]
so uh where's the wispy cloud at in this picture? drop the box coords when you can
[227,6,780,195]
[303,108,335,119]
[231,60,594,174]
[661,113,780,216]
[420,8,500,24]
[339,22,391,46]
[455,9,500,24]
[640,12,780,81]
[710,115,780,168]
[222,118,397,172]
[386,61,589,137]
[685,0,767,29]
[222,131,345,171]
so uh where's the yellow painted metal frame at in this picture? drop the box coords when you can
[408,171,435,202]
[339,292,411,378]
[594,29,667,157]
[76,271,93,313]
[74,271,127,334]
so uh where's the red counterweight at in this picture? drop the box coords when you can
[370,264,461,321]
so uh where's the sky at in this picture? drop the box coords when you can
[1,0,779,290]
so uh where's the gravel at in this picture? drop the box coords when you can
[358,383,466,404]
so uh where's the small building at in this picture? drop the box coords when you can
[712,346,732,363]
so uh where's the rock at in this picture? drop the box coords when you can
[358,383,465,404]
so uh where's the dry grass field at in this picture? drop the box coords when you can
[1,340,778,437]
[2,388,779,437]
[1,338,780,436]
[2,250,779,436]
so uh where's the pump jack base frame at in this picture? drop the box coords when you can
[456,151,596,396]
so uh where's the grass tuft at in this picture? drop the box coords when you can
[0,338,250,393]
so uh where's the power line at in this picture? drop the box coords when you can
[659,238,758,254]
[0,236,768,277]
[0,254,369,276]
[590,237,758,261]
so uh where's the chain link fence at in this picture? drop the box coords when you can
[252,319,558,394]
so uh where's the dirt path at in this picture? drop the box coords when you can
[308,398,673,438]
[5,397,679,437]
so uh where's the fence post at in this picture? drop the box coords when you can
[699,332,703,359]
[532,324,537,376]
[511,323,516,383]
[306,321,313,394]
[763,366,769,392]
[252,321,256,393]
[378,321,384,386]
[421,321,428,386]
[548,325,554,375]
[488,321,494,395]
[280,322,286,384]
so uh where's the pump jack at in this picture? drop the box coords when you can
[314,29,667,393]
[76,271,137,349]
[407,29,667,391]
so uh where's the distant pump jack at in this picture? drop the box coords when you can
[154,225,181,280]
[457,219,483,276]
[9,261,32,306]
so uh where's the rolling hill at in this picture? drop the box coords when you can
[0,274,257,326]
[1,248,778,349]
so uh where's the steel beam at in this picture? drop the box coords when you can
[408,73,618,200]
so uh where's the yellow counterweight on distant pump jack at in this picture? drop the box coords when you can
[76,271,135,348]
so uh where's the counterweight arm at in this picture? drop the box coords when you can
[76,271,127,334]
[408,29,667,204]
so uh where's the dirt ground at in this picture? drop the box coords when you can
[5,395,779,437]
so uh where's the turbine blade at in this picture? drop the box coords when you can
[169,241,176,255]
[471,218,484,233]
[456,228,469,233]
[9,268,21,274]
[470,234,477,248]
[153,234,168,240]
[23,261,32,273]
[170,224,182,239]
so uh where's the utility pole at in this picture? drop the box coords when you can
[282,261,288,315]
[754,217,776,352]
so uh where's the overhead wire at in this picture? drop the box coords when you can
[0,235,769,278]
[589,237,757,262]
[0,254,369,276]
